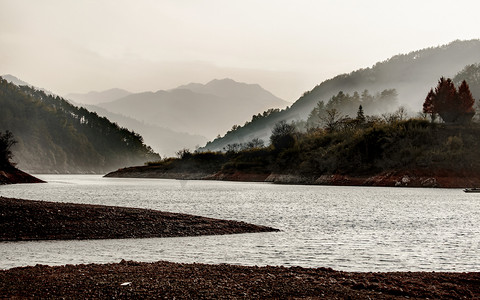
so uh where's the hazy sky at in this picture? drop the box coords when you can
[1,0,479,101]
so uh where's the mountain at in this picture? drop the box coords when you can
[0,77,159,173]
[453,63,480,100]
[97,78,290,139]
[66,88,132,105]
[2,74,55,96]
[82,105,208,157]
[202,39,480,151]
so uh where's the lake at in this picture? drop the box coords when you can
[1,175,479,272]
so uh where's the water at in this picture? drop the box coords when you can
[1,174,479,272]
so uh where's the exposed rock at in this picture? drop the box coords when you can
[105,166,480,188]
[205,171,269,182]
[265,173,315,184]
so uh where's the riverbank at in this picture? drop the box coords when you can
[0,197,278,241]
[105,166,480,188]
[1,260,478,299]
[0,167,44,185]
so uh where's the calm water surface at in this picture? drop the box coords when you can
[1,174,479,272]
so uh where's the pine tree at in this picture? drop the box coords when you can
[423,88,436,122]
[356,105,366,123]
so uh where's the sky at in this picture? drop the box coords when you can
[1,0,479,101]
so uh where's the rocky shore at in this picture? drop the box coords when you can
[1,260,478,299]
[0,197,278,241]
[105,166,480,188]
[0,167,44,185]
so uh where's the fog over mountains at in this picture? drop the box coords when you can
[3,39,480,164]
[66,88,132,105]
[94,79,289,139]
[80,105,208,157]
[66,79,289,156]
[202,40,480,152]
[0,77,159,173]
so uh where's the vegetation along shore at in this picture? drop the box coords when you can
[106,75,480,188]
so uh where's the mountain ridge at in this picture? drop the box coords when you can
[202,39,480,151]
[0,77,159,173]
[66,88,132,105]
[82,104,207,157]
[96,78,290,139]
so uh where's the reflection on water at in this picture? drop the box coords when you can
[1,174,479,271]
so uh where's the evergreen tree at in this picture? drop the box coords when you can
[423,88,437,122]
[356,105,366,123]
[423,77,476,123]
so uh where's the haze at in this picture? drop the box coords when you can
[1,0,479,101]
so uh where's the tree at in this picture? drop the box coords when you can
[423,88,437,122]
[270,121,296,150]
[356,105,366,123]
[245,138,265,149]
[435,77,457,122]
[321,108,343,131]
[0,130,16,168]
[422,77,476,123]
[175,148,192,159]
[457,80,475,122]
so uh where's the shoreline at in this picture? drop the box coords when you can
[104,167,480,188]
[0,167,45,185]
[1,260,478,298]
[0,197,279,241]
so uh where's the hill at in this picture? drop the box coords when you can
[453,63,480,100]
[82,104,208,157]
[0,77,159,173]
[202,39,480,151]
[107,119,480,188]
[1,74,55,96]
[97,78,290,139]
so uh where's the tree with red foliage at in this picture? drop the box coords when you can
[457,80,475,113]
[423,88,436,122]
[423,77,476,123]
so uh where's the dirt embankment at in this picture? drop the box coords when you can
[106,166,480,188]
[0,197,279,241]
[0,167,44,185]
[1,260,478,299]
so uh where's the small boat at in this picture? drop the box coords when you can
[463,188,480,193]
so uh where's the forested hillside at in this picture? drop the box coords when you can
[202,40,480,152]
[453,63,480,100]
[111,75,480,187]
[0,78,159,173]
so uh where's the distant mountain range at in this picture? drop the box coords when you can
[202,39,480,151]
[0,77,159,173]
[66,88,132,105]
[65,78,288,156]
[91,79,290,139]
[81,105,208,157]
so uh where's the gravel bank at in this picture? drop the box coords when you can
[1,260,478,299]
[0,197,278,241]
